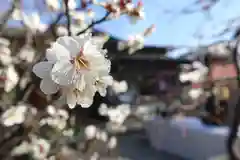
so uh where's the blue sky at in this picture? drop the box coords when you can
[2,0,240,57]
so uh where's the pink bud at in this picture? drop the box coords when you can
[137,0,143,7]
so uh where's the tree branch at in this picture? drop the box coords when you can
[0,0,20,33]
[64,0,72,36]
[76,12,111,36]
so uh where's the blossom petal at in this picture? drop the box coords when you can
[40,78,59,95]
[51,61,75,85]
[74,75,86,91]
[32,61,52,79]
[47,42,71,61]
[66,92,77,109]
[56,36,79,57]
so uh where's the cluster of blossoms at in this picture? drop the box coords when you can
[99,103,131,132]
[111,80,128,94]
[179,61,208,99]
[0,38,19,93]
[84,125,117,149]
[33,33,112,109]
[118,24,156,54]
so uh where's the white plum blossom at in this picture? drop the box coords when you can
[84,125,97,140]
[4,65,19,92]
[0,38,12,66]
[1,105,27,127]
[98,103,108,116]
[11,141,31,156]
[188,88,203,100]
[18,45,36,63]
[126,1,145,24]
[31,136,50,160]
[32,43,61,95]
[11,9,22,20]
[45,0,60,11]
[118,24,155,54]
[96,130,108,142]
[107,136,117,149]
[112,80,128,94]
[118,34,144,54]
[40,105,68,130]
[48,34,112,108]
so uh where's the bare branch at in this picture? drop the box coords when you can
[64,0,72,36]
[76,12,111,36]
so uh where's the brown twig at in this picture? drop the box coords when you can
[0,0,20,33]
[64,0,72,36]
[76,12,111,36]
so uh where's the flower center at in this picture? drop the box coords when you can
[71,48,89,71]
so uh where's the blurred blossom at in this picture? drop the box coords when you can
[188,88,203,100]
[112,80,128,94]
[21,12,48,33]
[96,130,108,142]
[0,38,12,66]
[31,136,50,160]
[63,128,74,137]
[4,65,19,92]
[99,103,108,116]
[40,105,68,130]
[11,141,31,156]
[18,46,36,63]
[107,136,117,149]
[126,1,145,24]
[84,125,97,140]
[90,152,100,160]
[118,24,155,54]
[11,9,22,21]
[1,105,27,127]
[45,0,60,12]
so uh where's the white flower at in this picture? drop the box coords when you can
[11,141,31,156]
[1,105,27,127]
[107,108,127,125]
[0,46,12,66]
[63,129,74,137]
[117,104,131,116]
[11,9,22,20]
[43,105,68,130]
[21,12,47,33]
[98,103,108,116]
[32,45,60,95]
[67,0,77,10]
[107,136,117,149]
[18,46,35,63]
[84,125,97,140]
[127,2,145,24]
[51,34,110,86]
[0,38,12,66]
[4,65,19,92]
[112,80,128,94]
[118,34,144,54]
[64,84,96,109]
[45,0,60,11]
[31,136,50,160]
[188,88,203,99]
[96,131,108,142]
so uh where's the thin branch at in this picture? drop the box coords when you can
[76,12,111,36]
[45,13,64,38]
[0,0,20,33]
[64,0,72,36]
